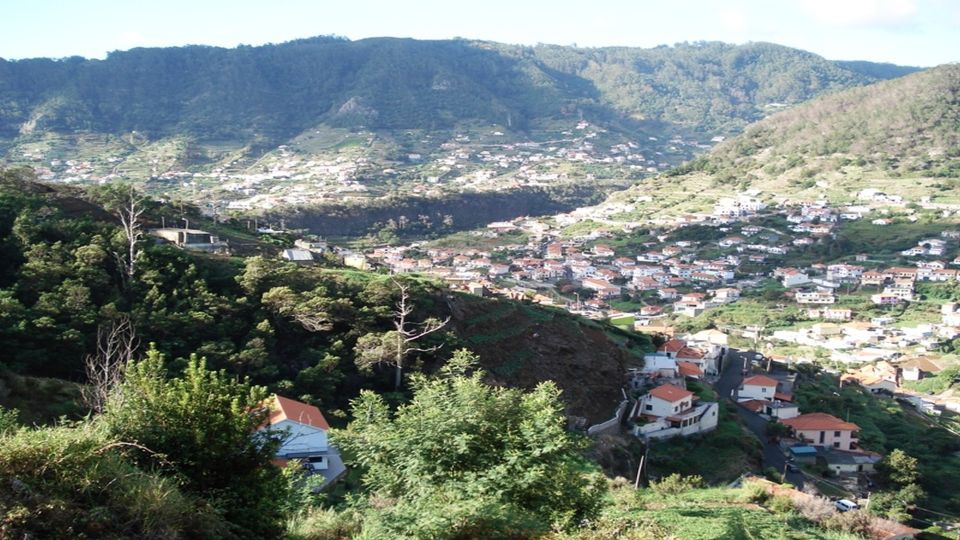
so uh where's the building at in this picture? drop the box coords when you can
[632,384,719,440]
[149,228,229,252]
[781,413,859,451]
[281,248,316,265]
[261,395,347,489]
[738,375,779,401]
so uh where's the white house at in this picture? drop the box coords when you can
[738,375,779,401]
[262,395,347,489]
[640,384,693,417]
[781,413,860,451]
[632,384,719,440]
[781,270,811,288]
[641,353,679,378]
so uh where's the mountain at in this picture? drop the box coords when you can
[610,63,960,214]
[0,38,914,143]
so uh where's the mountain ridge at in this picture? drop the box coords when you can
[0,37,920,142]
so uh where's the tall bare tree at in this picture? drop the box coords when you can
[82,315,139,414]
[354,280,450,390]
[115,188,145,284]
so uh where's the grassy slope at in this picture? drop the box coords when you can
[610,64,960,217]
[565,483,861,540]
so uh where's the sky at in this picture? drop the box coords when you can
[1,0,958,67]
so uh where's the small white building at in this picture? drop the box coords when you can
[738,375,779,401]
[632,384,719,440]
[261,395,347,489]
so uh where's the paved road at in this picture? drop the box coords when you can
[715,348,806,488]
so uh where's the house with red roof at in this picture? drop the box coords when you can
[631,383,719,440]
[781,413,860,451]
[262,395,346,488]
[738,375,779,401]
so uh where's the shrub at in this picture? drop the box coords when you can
[0,423,227,539]
[793,495,835,523]
[824,510,873,536]
[768,495,795,514]
[763,466,784,484]
[285,507,363,540]
[743,481,771,504]
[650,473,705,496]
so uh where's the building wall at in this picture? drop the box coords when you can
[642,395,690,418]
[272,419,328,457]
[739,383,776,401]
[794,428,857,451]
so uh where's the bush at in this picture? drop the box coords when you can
[792,494,835,523]
[0,423,227,539]
[768,495,795,514]
[743,481,771,504]
[285,507,363,540]
[763,466,784,484]
[824,510,873,536]
[650,473,705,495]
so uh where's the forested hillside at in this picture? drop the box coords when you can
[0,167,646,423]
[0,38,914,142]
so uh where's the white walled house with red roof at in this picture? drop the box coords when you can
[737,375,779,401]
[262,395,347,488]
[631,383,719,440]
[781,413,860,451]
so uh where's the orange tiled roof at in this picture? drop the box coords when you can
[659,339,686,353]
[678,361,703,377]
[268,395,330,430]
[782,412,858,432]
[649,383,694,402]
[677,346,705,359]
[742,375,778,387]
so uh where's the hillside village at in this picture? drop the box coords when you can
[11,121,707,213]
[306,187,960,423]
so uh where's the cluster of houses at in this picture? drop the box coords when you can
[625,333,727,440]
[733,371,883,477]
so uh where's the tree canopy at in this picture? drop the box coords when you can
[333,349,605,538]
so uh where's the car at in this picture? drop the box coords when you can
[835,499,859,512]
[786,463,799,473]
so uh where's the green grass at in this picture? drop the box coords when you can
[579,484,863,540]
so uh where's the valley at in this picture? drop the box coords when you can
[1,31,959,540]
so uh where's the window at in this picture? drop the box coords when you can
[645,404,652,411]
[833,442,840,448]
[819,431,825,443]
[834,431,840,437]
[761,387,767,393]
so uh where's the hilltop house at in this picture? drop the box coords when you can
[261,395,346,489]
[781,413,859,451]
[149,227,229,253]
[631,383,719,440]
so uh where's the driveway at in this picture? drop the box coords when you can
[715,348,806,488]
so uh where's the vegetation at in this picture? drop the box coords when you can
[0,38,905,143]
[331,350,605,537]
[613,64,960,215]
[795,370,960,515]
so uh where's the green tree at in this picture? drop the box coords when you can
[333,349,605,538]
[879,448,920,487]
[103,346,289,539]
